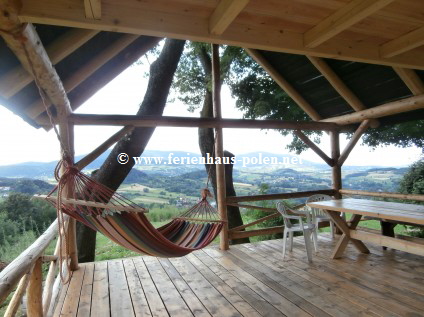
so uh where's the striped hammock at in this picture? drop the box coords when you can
[44,161,224,258]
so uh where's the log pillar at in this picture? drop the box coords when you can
[330,131,342,199]
[211,44,229,250]
[27,258,43,317]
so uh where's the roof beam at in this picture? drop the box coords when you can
[84,0,101,20]
[50,114,341,131]
[246,48,322,121]
[338,119,370,166]
[27,34,140,119]
[209,0,249,35]
[307,56,379,128]
[321,94,424,125]
[304,0,395,48]
[17,0,424,70]
[294,130,334,166]
[380,26,424,58]
[0,29,98,99]
[393,67,424,96]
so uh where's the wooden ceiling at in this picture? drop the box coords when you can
[0,0,423,130]
[16,0,424,70]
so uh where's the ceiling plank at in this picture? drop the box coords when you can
[380,26,424,58]
[246,48,322,121]
[84,0,101,20]
[304,0,395,48]
[393,67,424,96]
[321,94,424,125]
[17,0,424,70]
[209,0,249,35]
[0,29,98,99]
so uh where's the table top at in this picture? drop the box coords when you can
[307,198,424,225]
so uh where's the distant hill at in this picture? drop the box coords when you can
[0,177,53,195]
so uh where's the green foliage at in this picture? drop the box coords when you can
[398,158,424,237]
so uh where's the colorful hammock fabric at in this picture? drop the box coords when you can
[46,160,224,258]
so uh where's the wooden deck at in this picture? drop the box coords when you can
[53,234,424,317]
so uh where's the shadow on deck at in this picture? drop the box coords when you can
[53,234,424,317]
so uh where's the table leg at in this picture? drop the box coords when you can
[381,221,396,250]
[327,212,370,259]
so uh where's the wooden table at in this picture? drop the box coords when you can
[307,198,424,259]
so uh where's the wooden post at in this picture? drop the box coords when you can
[27,258,43,317]
[211,44,229,250]
[330,131,342,200]
[59,121,79,271]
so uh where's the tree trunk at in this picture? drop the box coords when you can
[199,89,249,244]
[76,39,186,261]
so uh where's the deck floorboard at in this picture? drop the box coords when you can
[53,234,424,316]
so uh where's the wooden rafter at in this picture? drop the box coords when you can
[393,67,424,96]
[84,0,101,20]
[307,56,379,128]
[338,119,370,166]
[321,94,424,125]
[63,114,341,131]
[16,0,424,70]
[0,29,98,99]
[27,34,140,119]
[380,26,424,58]
[293,130,334,167]
[304,0,395,48]
[307,56,364,112]
[209,0,248,35]
[246,49,321,121]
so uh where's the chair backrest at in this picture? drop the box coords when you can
[306,194,332,217]
[276,201,293,228]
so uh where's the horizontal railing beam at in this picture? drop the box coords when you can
[0,218,60,305]
[227,189,337,203]
[339,189,424,201]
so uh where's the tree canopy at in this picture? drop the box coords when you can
[173,43,424,153]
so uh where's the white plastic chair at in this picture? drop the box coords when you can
[276,201,317,263]
[306,194,334,242]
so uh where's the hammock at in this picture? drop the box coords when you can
[42,160,224,258]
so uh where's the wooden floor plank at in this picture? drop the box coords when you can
[90,261,110,317]
[229,246,368,317]
[61,265,86,317]
[77,263,94,317]
[261,239,422,317]
[292,235,424,312]
[169,256,242,317]
[144,257,193,316]
[122,258,152,317]
[56,234,424,317]
[132,257,168,317]
[193,251,283,317]
[108,260,135,317]
[203,248,311,317]
[184,254,261,317]
[159,258,212,317]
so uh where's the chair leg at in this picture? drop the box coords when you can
[289,231,294,251]
[304,230,313,263]
[312,226,318,252]
[282,228,288,260]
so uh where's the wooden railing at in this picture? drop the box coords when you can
[0,217,69,317]
[339,189,424,201]
[227,189,336,239]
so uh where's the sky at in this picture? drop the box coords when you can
[0,60,422,167]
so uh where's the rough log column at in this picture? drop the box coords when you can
[212,44,229,250]
[0,0,78,269]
